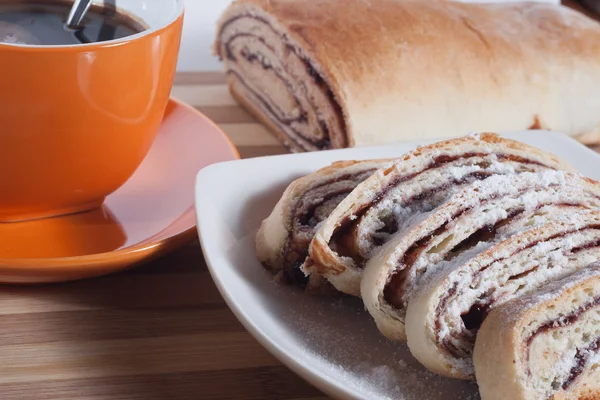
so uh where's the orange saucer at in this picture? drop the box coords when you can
[0,98,239,284]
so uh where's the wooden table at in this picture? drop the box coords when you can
[0,72,322,400]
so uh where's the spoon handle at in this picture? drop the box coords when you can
[66,0,93,29]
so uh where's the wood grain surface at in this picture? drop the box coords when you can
[0,78,312,400]
[3,2,600,399]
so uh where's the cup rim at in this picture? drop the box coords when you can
[0,0,184,50]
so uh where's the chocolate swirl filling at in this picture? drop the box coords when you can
[435,225,600,369]
[217,15,346,151]
[327,154,547,265]
[280,168,377,285]
[526,296,600,390]
[364,172,600,372]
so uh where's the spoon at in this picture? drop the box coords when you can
[65,0,92,30]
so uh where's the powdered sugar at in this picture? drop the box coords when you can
[464,170,567,201]
[534,240,556,254]
[514,268,600,397]
[431,225,600,377]
[397,170,594,294]
[277,290,479,399]
[421,240,493,285]
[467,132,481,140]
[354,158,554,259]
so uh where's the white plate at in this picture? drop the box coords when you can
[194,131,600,400]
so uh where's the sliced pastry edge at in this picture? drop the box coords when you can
[405,210,600,380]
[302,133,575,296]
[474,264,600,400]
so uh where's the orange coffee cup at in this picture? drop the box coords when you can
[0,0,184,222]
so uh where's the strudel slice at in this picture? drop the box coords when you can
[302,133,573,296]
[406,210,600,379]
[474,265,600,400]
[362,171,600,343]
[256,158,391,291]
[214,0,600,151]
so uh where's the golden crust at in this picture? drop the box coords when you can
[216,0,600,149]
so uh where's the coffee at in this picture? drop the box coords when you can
[0,1,147,45]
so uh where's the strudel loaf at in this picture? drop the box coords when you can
[214,0,600,151]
